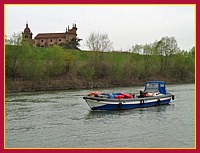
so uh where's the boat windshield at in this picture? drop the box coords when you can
[145,83,159,92]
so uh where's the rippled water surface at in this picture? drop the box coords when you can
[5,84,195,148]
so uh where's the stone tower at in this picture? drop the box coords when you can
[22,22,33,41]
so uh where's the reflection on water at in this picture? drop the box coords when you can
[5,84,194,148]
[85,103,175,119]
[85,110,122,120]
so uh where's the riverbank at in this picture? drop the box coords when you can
[5,77,194,93]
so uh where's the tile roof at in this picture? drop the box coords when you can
[34,33,67,39]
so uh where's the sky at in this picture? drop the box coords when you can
[5,4,195,51]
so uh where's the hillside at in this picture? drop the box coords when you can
[5,44,195,92]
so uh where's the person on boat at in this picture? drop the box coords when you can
[138,91,147,98]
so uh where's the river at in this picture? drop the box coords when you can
[5,83,195,148]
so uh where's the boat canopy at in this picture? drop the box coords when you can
[144,81,166,94]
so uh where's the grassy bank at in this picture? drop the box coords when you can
[5,44,195,92]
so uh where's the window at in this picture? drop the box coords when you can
[41,40,43,42]
[59,39,61,41]
[145,83,158,91]
[160,84,165,87]
[50,39,53,42]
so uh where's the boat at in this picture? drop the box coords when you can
[83,81,175,111]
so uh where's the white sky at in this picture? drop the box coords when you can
[5,4,195,51]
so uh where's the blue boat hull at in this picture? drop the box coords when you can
[83,94,173,111]
[91,99,171,110]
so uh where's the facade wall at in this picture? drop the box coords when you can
[34,37,66,47]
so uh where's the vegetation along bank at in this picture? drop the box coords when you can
[5,43,195,93]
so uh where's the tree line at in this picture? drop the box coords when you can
[5,34,195,92]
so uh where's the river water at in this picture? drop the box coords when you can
[5,84,195,148]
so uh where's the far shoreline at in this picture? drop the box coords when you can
[5,79,194,94]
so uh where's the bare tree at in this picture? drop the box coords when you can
[86,32,113,51]
[5,32,22,45]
